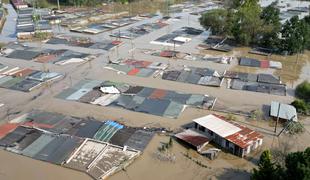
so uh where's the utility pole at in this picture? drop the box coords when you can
[274,102,281,133]
[57,0,60,10]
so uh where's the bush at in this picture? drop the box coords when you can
[291,99,309,115]
[295,81,310,102]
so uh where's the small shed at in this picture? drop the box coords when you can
[270,101,298,122]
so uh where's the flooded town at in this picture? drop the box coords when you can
[0,0,309,180]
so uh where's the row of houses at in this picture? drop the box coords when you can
[16,7,52,39]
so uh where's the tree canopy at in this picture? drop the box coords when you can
[291,81,310,115]
[296,81,310,102]
[199,9,234,36]
[252,148,310,180]
[199,0,310,54]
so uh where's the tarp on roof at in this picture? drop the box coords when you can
[193,114,241,138]
[93,121,124,142]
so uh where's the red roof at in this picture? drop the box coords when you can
[260,60,270,68]
[11,68,34,77]
[175,129,210,148]
[127,68,140,76]
[213,114,263,149]
[0,123,19,138]
[111,40,122,45]
[149,89,167,99]
[124,59,152,68]
[22,122,54,129]
[160,50,176,58]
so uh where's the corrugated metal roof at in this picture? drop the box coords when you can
[270,101,297,121]
[175,129,209,148]
[193,114,241,138]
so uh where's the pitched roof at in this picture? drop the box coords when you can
[193,114,263,149]
[174,129,209,148]
[270,101,297,122]
[193,114,241,138]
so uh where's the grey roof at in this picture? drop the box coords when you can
[66,119,104,138]
[258,74,281,84]
[6,50,40,60]
[21,134,56,158]
[124,130,154,151]
[270,101,298,122]
[239,57,261,67]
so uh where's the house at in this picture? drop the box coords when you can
[175,114,263,157]
[270,101,298,122]
[10,0,28,10]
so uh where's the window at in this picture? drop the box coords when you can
[208,130,214,136]
[198,125,205,132]
[226,140,229,147]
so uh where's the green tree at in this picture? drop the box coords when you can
[285,148,310,180]
[258,3,281,49]
[291,99,309,115]
[252,148,310,180]
[295,81,310,102]
[232,0,262,45]
[199,9,235,36]
[224,0,243,9]
[280,16,310,54]
[252,150,284,180]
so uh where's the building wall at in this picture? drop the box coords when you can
[194,123,263,157]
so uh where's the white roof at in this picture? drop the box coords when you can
[270,101,298,122]
[100,86,120,94]
[193,114,241,138]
